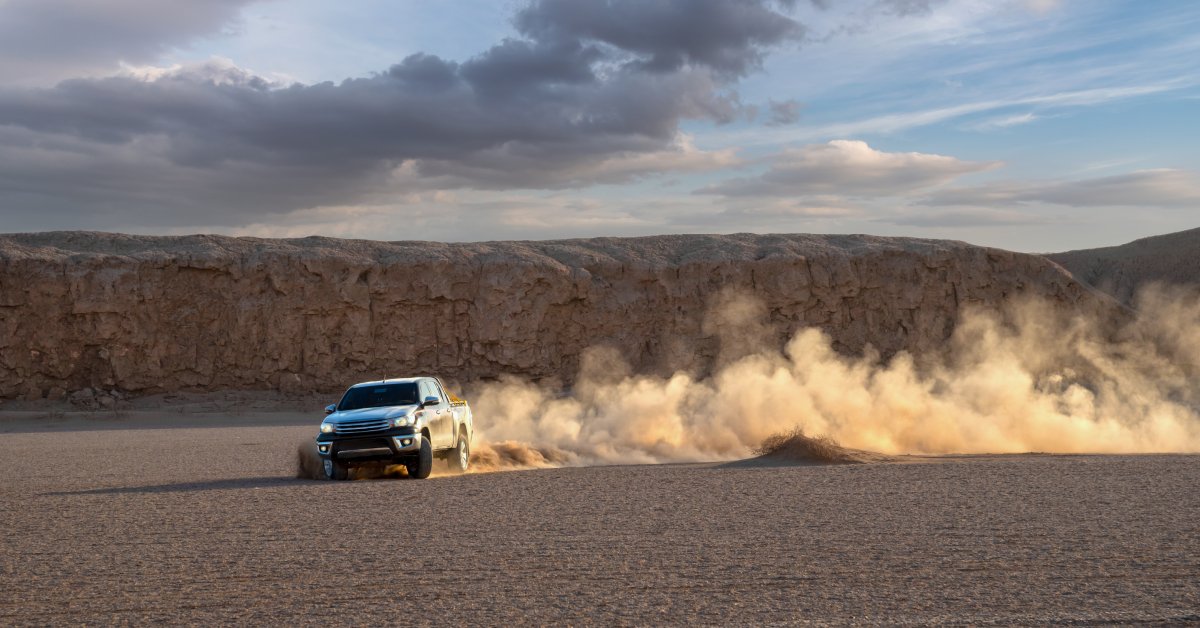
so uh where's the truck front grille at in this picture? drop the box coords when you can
[335,418,392,435]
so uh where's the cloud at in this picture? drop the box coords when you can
[765,99,804,126]
[676,197,860,230]
[880,208,1051,228]
[876,0,951,18]
[1023,0,1064,14]
[924,169,1200,209]
[144,193,678,243]
[0,0,801,229]
[699,140,1000,198]
[0,0,261,84]
[410,134,741,190]
[716,82,1191,148]
[513,0,804,77]
[967,112,1039,131]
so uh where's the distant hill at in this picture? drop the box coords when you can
[1048,227,1200,304]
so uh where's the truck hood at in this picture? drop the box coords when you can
[327,404,419,423]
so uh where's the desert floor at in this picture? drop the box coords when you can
[2,414,1198,625]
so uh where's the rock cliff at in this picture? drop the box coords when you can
[0,231,1103,401]
[1049,226,1200,304]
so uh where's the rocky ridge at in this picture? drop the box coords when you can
[0,231,1103,401]
[1049,226,1200,304]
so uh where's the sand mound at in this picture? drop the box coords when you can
[734,428,892,467]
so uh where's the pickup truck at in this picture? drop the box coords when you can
[315,377,473,480]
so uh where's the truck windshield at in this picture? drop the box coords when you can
[337,383,420,411]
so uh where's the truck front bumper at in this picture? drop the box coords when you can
[316,427,422,462]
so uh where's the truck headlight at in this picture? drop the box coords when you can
[393,415,413,427]
[320,422,335,433]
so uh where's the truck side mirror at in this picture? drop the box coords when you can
[422,396,441,407]
[325,404,336,415]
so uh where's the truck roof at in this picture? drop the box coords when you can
[348,377,430,388]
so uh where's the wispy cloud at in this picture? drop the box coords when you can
[922,169,1200,209]
[965,111,1038,131]
[714,81,1193,147]
[878,208,1052,228]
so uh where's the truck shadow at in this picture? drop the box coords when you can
[44,476,319,495]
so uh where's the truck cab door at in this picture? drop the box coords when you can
[422,380,452,449]
[435,378,463,446]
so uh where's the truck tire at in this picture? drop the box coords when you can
[447,430,470,474]
[406,437,433,479]
[324,458,350,481]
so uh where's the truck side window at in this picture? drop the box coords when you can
[423,381,440,403]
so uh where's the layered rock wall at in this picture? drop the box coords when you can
[1049,226,1200,304]
[0,232,1100,400]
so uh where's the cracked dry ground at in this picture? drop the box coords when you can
[2,422,1198,625]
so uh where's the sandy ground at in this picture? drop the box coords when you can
[2,415,1199,625]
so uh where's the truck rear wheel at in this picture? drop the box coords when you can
[324,458,350,481]
[406,437,433,479]
[447,431,470,474]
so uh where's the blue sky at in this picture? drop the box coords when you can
[0,0,1196,251]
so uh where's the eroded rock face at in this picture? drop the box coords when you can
[1049,226,1200,304]
[0,232,1102,400]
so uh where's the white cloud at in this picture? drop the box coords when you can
[117,57,281,87]
[966,111,1039,131]
[699,140,999,198]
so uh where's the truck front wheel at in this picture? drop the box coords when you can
[324,458,350,481]
[406,437,433,479]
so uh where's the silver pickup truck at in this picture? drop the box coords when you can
[315,377,473,480]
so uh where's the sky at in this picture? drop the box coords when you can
[0,0,1196,252]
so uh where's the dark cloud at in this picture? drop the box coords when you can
[514,0,803,77]
[0,0,800,228]
[0,0,260,84]
[875,0,950,17]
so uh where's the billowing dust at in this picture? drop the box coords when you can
[296,443,326,479]
[299,285,1200,477]
[469,285,1200,465]
[296,439,570,479]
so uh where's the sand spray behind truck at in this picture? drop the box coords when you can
[301,284,1200,476]
[467,285,1200,466]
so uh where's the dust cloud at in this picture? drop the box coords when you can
[296,443,419,480]
[469,285,1200,464]
[296,442,326,479]
[295,437,571,479]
